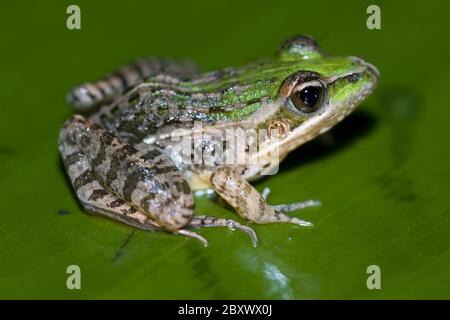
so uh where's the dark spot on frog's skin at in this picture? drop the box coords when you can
[94,133,113,160]
[74,169,95,190]
[79,134,91,148]
[58,209,70,216]
[97,84,109,97]
[106,144,138,185]
[65,151,83,166]
[140,193,156,211]
[181,180,191,195]
[108,198,126,208]
[141,149,162,161]
[89,188,109,201]
[122,168,146,202]
[65,131,77,146]
[172,181,183,193]
[86,90,100,101]
[114,71,129,89]
[125,207,137,215]
[92,146,106,168]
[257,196,267,215]
[105,135,118,149]
[154,165,175,175]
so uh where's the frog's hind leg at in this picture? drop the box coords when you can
[59,118,161,231]
[58,116,257,246]
[67,58,198,111]
[59,114,194,229]
[211,166,319,227]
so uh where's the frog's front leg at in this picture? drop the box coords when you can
[210,166,319,226]
[59,115,256,245]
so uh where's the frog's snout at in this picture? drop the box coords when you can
[350,56,380,83]
[365,61,380,81]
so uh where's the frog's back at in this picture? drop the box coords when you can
[87,60,282,144]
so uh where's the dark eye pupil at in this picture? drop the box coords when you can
[289,81,325,114]
[299,86,320,107]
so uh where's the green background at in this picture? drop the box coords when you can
[1,0,449,299]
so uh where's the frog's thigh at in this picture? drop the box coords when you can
[59,115,194,232]
[74,163,165,230]
[210,166,311,226]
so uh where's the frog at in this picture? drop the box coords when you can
[59,35,379,246]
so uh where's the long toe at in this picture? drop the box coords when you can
[177,229,209,247]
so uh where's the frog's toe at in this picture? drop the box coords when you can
[289,217,314,228]
[189,216,258,247]
[176,229,209,247]
[270,199,321,213]
[269,200,320,228]
[224,220,258,247]
[261,189,321,213]
[270,212,315,228]
[261,187,271,200]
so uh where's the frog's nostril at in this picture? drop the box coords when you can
[350,56,380,80]
[347,73,361,83]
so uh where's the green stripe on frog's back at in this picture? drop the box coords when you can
[89,56,358,141]
[90,77,275,142]
[175,58,354,93]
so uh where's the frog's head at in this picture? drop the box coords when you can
[263,35,379,154]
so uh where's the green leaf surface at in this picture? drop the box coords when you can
[1,0,449,299]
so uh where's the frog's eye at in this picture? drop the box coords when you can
[289,80,326,113]
[278,35,323,61]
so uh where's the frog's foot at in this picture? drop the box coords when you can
[211,166,319,228]
[174,216,259,247]
[188,216,258,247]
[261,187,319,227]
